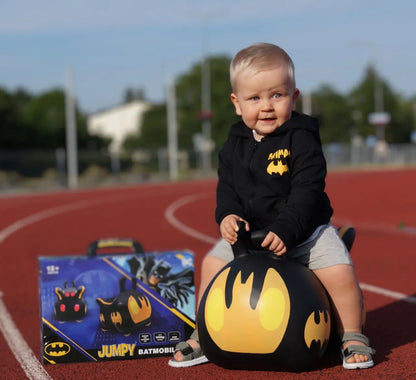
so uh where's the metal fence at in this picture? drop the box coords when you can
[1,143,416,192]
[323,142,416,167]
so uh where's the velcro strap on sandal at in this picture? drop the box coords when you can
[174,341,192,354]
[180,344,195,357]
[342,332,370,346]
[343,344,375,359]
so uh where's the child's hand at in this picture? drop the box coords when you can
[261,232,287,256]
[220,214,249,244]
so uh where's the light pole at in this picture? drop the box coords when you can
[167,77,179,181]
[200,18,212,176]
[65,67,78,189]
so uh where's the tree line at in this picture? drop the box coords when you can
[125,57,416,154]
[0,88,109,150]
[1,56,415,155]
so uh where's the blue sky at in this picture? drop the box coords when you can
[1,0,415,113]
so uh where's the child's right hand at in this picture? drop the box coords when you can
[220,214,249,245]
[261,231,287,256]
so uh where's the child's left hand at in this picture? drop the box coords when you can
[261,232,287,256]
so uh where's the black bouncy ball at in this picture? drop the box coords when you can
[197,223,331,372]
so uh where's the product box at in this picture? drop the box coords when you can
[38,239,195,364]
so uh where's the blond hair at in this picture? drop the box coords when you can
[230,43,296,91]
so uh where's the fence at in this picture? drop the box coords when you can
[1,143,416,191]
[323,142,416,167]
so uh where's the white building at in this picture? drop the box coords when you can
[87,100,150,153]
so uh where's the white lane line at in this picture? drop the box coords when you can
[332,217,416,237]
[0,291,52,380]
[164,192,218,245]
[0,194,138,379]
[0,199,94,244]
[0,190,152,244]
[0,187,185,379]
[165,194,416,305]
[0,198,113,379]
[360,283,416,304]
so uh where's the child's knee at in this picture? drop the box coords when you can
[202,254,227,273]
[314,264,358,289]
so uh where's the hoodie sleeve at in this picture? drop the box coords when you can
[215,135,246,225]
[268,127,332,249]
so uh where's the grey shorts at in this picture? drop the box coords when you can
[208,223,352,270]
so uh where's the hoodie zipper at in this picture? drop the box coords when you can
[247,137,261,217]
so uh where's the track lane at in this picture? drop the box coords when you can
[0,170,415,379]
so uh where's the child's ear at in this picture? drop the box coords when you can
[231,93,242,116]
[292,88,300,110]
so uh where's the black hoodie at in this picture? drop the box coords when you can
[215,111,333,250]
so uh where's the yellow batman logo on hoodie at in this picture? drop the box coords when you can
[267,149,290,176]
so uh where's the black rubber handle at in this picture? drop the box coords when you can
[231,221,251,258]
[250,229,268,249]
[231,221,282,260]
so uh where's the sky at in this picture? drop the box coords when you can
[1,0,415,114]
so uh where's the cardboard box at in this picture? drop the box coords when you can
[39,245,195,364]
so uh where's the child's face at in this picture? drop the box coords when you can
[231,64,299,139]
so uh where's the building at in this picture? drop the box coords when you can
[87,100,150,154]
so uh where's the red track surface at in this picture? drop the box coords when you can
[0,168,415,379]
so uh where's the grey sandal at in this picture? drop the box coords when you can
[168,330,209,368]
[341,332,375,369]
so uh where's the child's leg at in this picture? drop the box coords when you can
[313,264,369,365]
[172,253,227,362]
[196,254,228,307]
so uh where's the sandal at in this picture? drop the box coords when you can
[168,330,209,368]
[341,332,375,369]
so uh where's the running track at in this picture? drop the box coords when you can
[0,168,415,379]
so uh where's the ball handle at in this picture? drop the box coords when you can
[231,221,252,258]
[231,221,281,260]
[250,229,268,248]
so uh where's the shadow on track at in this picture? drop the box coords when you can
[365,295,416,363]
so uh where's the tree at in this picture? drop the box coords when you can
[124,103,167,151]
[123,88,146,103]
[393,98,416,143]
[0,87,33,148]
[22,89,67,148]
[209,56,240,146]
[175,55,238,150]
[309,85,353,143]
[297,65,414,144]
[127,60,416,154]
[130,55,238,154]
[348,65,407,143]
[3,88,106,150]
[0,86,110,150]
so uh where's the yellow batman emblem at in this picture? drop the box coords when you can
[267,160,288,175]
[267,149,290,176]
[304,310,331,349]
[44,342,71,357]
